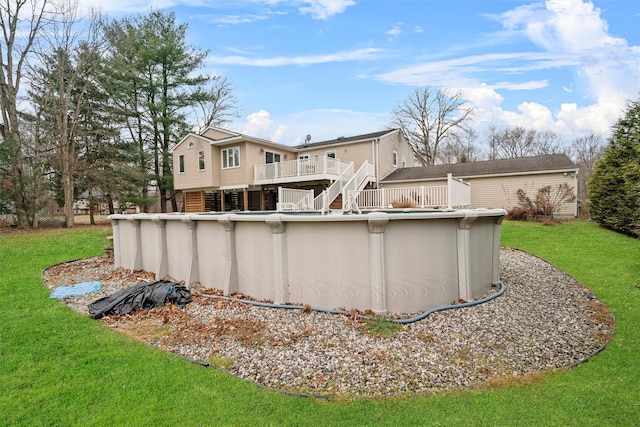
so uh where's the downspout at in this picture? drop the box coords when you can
[373,138,380,188]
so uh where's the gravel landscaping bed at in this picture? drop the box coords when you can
[43,248,614,398]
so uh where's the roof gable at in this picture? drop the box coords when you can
[382,154,578,182]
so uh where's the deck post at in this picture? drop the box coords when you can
[150,215,168,280]
[456,210,478,301]
[265,214,289,304]
[447,173,453,210]
[368,212,389,313]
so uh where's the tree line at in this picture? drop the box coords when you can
[388,87,606,204]
[0,1,238,228]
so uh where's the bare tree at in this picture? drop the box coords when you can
[390,87,474,166]
[30,4,105,227]
[437,128,480,164]
[488,125,566,160]
[570,133,604,201]
[194,74,240,133]
[0,0,53,228]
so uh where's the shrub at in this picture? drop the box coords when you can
[508,184,576,220]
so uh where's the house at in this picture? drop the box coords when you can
[171,127,414,212]
[381,154,579,217]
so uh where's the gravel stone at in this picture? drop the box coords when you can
[43,248,614,398]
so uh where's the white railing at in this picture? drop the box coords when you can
[314,162,354,211]
[448,173,471,209]
[254,156,349,182]
[350,173,471,210]
[342,161,376,210]
[277,187,314,211]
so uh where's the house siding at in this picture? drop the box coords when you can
[173,128,413,200]
[378,132,414,180]
[173,136,217,191]
[469,173,577,217]
[201,127,235,140]
[219,141,248,187]
[299,140,373,169]
[298,131,414,181]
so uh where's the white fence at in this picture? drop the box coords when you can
[350,173,470,210]
[277,188,314,211]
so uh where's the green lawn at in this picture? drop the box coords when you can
[0,221,638,426]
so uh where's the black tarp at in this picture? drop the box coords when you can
[88,279,192,319]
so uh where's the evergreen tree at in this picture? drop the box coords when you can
[103,10,212,212]
[588,98,640,236]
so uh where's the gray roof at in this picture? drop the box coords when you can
[294,129,396,150]
[382,154,578,182]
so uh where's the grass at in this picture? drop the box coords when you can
[0,221,639,426]
[364,314,402,337]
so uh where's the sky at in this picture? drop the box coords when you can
[81,0,640,151]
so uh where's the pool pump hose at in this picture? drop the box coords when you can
[200,280,506,324]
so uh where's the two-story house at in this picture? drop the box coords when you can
[171,127,414,212]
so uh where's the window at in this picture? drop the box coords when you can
[187,141,195,148]
[198,151,205,170]
[265,151,281,164]
[179,154,185,173]
[402,155,407,168]
[392,150,398,167]
[298,154,310,161]
[222,146,240,169]
[325,150,336,159]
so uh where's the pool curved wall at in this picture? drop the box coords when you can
[109,209,506,314]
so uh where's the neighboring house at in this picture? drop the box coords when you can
[171,127,414,212]
[381,154,579,217]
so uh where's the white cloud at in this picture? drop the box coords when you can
[209,47,382,66]
[240,109,276,140]
[375,51,578,87]
[498,0,623,53]
[386,23,403,37]
[298,0,357,19]
[375,0,640,141]
[206,14,271,25]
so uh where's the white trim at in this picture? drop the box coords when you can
[264,150,283,164]
[219,184,249,190]
[221,146,240,169]
[197,150,205,171]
